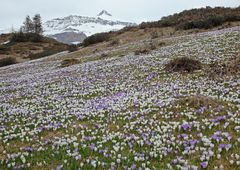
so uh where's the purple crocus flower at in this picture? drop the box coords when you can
[56,165,63,170]
[189,139,198,146]
[181,133,188,138]
[89,143,95,150]
[219,144,225,149]
[211,134,222,140]
[215,116,225,122]
[200,161,208,168]
[172,159,178,164]
[225,144,232,150]
[181,123,191,131]
[131,163,136,170]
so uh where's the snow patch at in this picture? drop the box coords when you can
[1,40,10,45]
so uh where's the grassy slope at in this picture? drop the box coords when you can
[0,25,239,170]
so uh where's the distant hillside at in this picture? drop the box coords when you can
[49,32,87,44]
[80,6,240,48]
[140,6,240,29]
[0,33,68,66]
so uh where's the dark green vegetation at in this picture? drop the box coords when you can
[68,44,79,53]
[82,32,111,47]
[21,14,43,35]
[11,32,43,43]
[140,6,240,30]
[0,44,11,55]
[0,57,17,67]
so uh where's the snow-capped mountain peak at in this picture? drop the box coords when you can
[43,10,136,44]
[97,10,112,17]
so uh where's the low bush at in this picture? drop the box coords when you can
[0,45,11,54]
[101,53,108,58]
[108,39,120,46]
[150,31,159,39]
[165,57,202,73]
[28,49,62,60]
[11,32,43,43]
[0,57,17,67]
[149,42,157,50]
[158,41,166,47]
[68,44,78,53]
[177,16,229,30]
[60,58,80,67]
[134,48,150,55]
[82,32,111,47]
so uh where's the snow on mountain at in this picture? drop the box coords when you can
[0,10,136,44]
[43,10,136,44]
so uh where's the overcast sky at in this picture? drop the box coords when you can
[0,0,239,30]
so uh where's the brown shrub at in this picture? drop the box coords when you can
[134,48,150,55]
[68,44,78,53]
[101,53,108,58]
[108,39,120,46]
[60,58,80,67]
[158,41,166,47]
[150,31,159,39]
[165,57,202,73]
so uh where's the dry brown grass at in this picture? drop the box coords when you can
[176,95,226,109]
[207,56,240,79]
[39,130,65,141]
[0,142,5,160]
